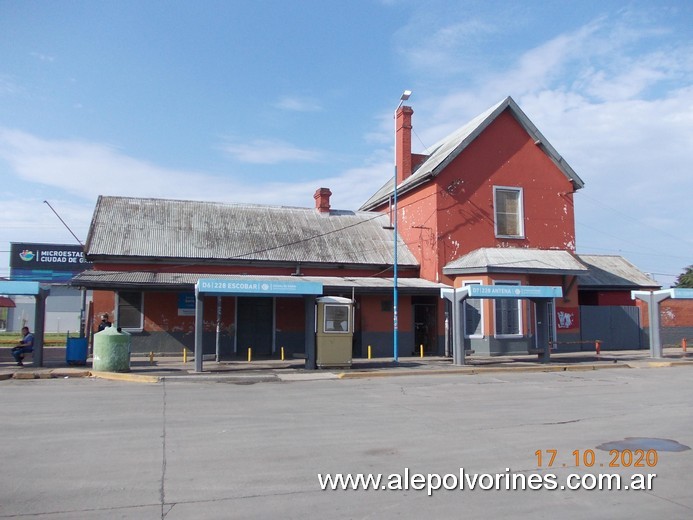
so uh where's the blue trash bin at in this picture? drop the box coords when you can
[66,336,88,366]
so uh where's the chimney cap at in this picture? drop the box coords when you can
[314,187,332,213]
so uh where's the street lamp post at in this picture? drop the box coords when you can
[393,90,411,362]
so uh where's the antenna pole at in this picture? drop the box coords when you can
[43,200,84,247]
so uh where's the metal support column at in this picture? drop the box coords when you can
[194,290,204,372]
[632,290,680,359]
[215,296,222,362]
[532,299,551,364]
[304,296,316,370]
[33,289,47,367]
[441,287,467,366]
[452,289,464,365]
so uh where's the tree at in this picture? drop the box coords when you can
[674,265,693,288]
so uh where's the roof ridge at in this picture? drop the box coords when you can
[99,194,381,214]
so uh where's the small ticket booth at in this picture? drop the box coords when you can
[316,296,353,368]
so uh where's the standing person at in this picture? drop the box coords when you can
[98,314,112,331]
[11,326,34,366]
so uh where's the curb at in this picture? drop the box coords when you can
[90,371,162,383]
[337,363,631,379]
[4,369,91,380]
[1,357,690,383]
[631,360,692,369]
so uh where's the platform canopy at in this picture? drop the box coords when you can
[631,288,693,358]
[441,285,563,366]
[0,280,50,366]
[0,281,50,296]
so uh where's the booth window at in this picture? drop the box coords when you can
[494,186,524,238]
[324,304,350,333]
[493,281,522,337]
[117,291,143,331]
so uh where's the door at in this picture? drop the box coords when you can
[236,297,274,356]
[414,303,437,354]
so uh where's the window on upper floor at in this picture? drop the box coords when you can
[494,186,524,238]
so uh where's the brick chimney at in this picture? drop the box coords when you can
[314,187,332,214]
[396,105,414,185]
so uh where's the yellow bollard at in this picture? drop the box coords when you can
[149,351,154,365]
[183,348,187,363]
[281,346,285,361]
[248,347,252,362]
[420,344,424,358]
[368,345,372,359]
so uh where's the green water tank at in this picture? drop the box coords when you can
[93,327,131,372]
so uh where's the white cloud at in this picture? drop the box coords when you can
[0,76,20,95]
[30,51,55,62]
[387,7,693,286]
[0,127,387,210]
[0,128,391,275]
[397,18,496,74]
[0,129,232,201]
[275,96,322,112]
[220,138,323,164]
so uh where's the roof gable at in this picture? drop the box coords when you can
[85,196,418,268]
[360,96,584,211]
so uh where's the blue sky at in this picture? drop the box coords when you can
[1,0,691,287]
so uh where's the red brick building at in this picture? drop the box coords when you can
[73,96,662,358]
[361,97,591,354]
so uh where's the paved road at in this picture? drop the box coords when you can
[1,367,692,519]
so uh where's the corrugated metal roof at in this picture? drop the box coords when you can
[576,255,660,289]
[85,196,418,268]
[443,247,588,275]
[360,96,584,211]
[70,270,449,292]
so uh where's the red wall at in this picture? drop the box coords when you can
[92,262,419,278]
[377,109,577,284]
[276,297,305,332]
[580,291,635,306]
[638,299,693,328]
[436,111,576,276]
[397,182,441,282]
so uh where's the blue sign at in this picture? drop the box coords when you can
[467,285,562,299]
[10,242,91,282]
[178,292,196,316]
[0,281,49,296]
[197,278,323,296]
[671,288,693,299]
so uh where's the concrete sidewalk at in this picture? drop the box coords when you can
[1,346,692,383]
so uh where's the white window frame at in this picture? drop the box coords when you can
[116,291,144,332]
[462,280,484,339]
[324,304,351,333]
[493,186,525,239]
[493,280,523,338]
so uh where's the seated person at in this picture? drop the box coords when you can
[11,326,34,367]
